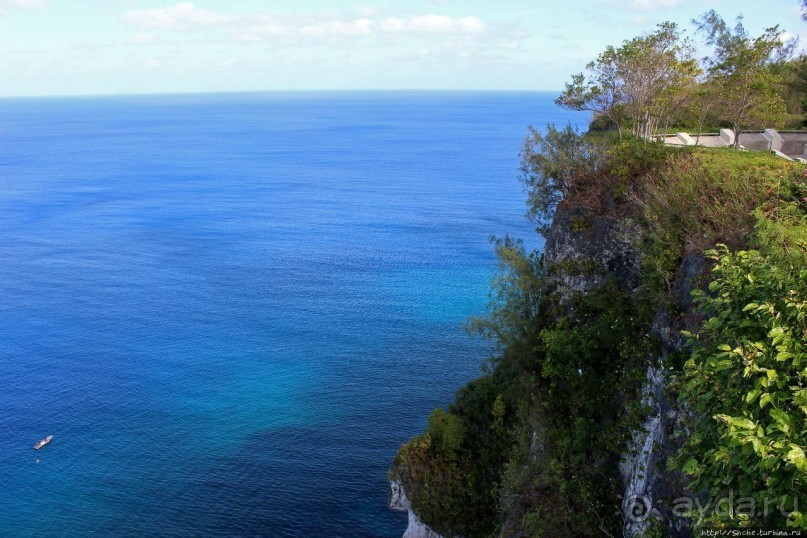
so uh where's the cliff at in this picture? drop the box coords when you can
[390,480,444,538]
[389,136,807,537]
[542,204,695,538]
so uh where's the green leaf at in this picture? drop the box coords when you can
[786,446,807,472]
[682,458,699,474]
[729,416,756,430]
[770,409,792,435]
[716,359,734,371]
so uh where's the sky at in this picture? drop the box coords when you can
[0,0,805,97]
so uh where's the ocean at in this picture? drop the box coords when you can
[0,91,587,537]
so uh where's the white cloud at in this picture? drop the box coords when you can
[595,0,679,11]
[122,5,487,39]
[378,18,404,32]
[0,0,45,15]
[355,5,380,17]
[119,6,512,51]
[231,32,263,43]
[243,15,286,37]
[128,33,160,45]
[213,57,241,68]
[232,13,488,42]
[123,2,236,31]
[631,0,678,8]
[628,15,653,27]
[380,15,485,34]
[231,16,373,41]
[1,0,45,7]
[299,18,373,37]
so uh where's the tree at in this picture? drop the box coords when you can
[556,50,626,139]
[519,125,595,234]
[695,11,792,147]
[689,79,720,144]
[556,23,700,140]
[770,55,807,127]
[617,22,700,140]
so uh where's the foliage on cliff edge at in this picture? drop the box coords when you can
[391,128,806,536]
[677,190,807,530]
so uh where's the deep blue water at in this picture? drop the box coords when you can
[0,92,586,537]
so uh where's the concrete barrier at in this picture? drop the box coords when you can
[719,129,735,147]
[763,129,783,152]
[675,132,694,146]
[659,128,807,161]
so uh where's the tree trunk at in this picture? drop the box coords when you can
[611,113,623,140]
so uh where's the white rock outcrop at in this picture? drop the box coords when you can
[389,480,444,538]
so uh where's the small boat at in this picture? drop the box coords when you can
[34,435,53,450]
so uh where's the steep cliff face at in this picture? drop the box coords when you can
[541,204,704,537]
[390,200,704,537]
[542,205,641,299]
[619,254,705,538]
[390,142,803,537]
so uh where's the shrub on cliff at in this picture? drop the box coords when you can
[497,281,655,537]
[638,149,797,254]
[677,192,807,530]
[519,125,596,234]
[393,239,543,536]
[520,126,673,235]
[392,377,516,537]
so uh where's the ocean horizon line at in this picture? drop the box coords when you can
[0,88,562,101]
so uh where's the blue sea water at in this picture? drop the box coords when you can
[0,91,587,537]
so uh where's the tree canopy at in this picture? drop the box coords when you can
[695,11,792,146]
[558,13,797,142]
[556,22,699,139]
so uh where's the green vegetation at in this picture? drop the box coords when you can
[519,124,596,233]
[556,22,699,140]
[392,128,805,535]
[392,239,541,537]
[556,12,801,141]
[393,226,655,537]
[636,149,801,293]
[677,200,807,530]
[695,11,794,146]
[391,9,807,537]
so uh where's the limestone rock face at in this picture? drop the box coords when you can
[542,204,699,537]
[619,252,705,537]
[542,205,641,301]
[620,365,691,538]
[389,480,444,538]
[392,198,704,537]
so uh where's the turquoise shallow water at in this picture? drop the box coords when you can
[0,91,586,536]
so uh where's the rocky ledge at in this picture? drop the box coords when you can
[389,480,443,538]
